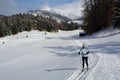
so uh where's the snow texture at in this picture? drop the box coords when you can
[0,28,120,80]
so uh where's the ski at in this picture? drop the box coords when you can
[67,68,89,80]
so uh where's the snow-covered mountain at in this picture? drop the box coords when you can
[55,0,84,20]
[28,0,84,23]
[28,3,83,23]
[28,7,72,22]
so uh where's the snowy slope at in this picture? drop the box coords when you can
[0,28,120,80]
[0,30,83,80]
[89,27,120,38]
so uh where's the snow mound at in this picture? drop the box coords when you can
[90,27,120,38]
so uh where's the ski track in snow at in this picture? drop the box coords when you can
[85,53,120,80]
[83,30,120,80]
[66,29,120,80]
[66,40,99,80]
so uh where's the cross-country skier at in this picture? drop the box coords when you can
[78,43,89,71]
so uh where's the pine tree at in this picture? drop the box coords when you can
[82,0,114,34]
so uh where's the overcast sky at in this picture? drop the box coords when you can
[0,0,83,16]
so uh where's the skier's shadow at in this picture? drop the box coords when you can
[45,68,77,72]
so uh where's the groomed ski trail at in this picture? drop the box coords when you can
[66,40,99,80]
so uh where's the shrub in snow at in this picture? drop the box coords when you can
[26,35,28,38]
[2,42,5,44]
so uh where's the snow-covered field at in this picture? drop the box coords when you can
[0,29,120,80]
[0,30,81,80]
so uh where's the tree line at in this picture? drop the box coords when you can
[0,13,80,37]
[81,0,120,34]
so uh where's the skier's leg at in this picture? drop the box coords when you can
[82,57,84,69]
[85,57,89,69]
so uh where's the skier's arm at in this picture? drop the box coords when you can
[86,48,90,54]
[78,49,82,55]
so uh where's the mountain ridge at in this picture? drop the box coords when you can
[27,6,82,22]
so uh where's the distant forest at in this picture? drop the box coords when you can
[0,14,80,37]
